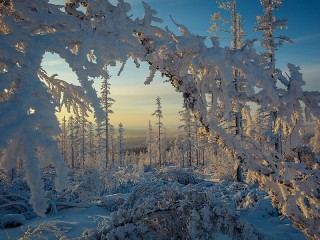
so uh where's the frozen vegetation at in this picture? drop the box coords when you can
[0,0,320,239]
[0,165,306,239]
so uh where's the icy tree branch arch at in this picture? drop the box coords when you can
[0,0,319,238]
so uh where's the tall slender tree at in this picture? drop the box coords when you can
[210,0,245,49]
[101,78,115,169]
[210,0,246,181]
[152,96,163,166]
[118,123,125,167]
[255,0,293,73]
[79,109,87,166]
[179,107,195,167]
[109,124,116,165]
[146,120,155,165]
[72,106,89,167]
[67,116,76,169]
[86,122,95,164]
[61,116,67,158]
[255,0,293,153]
[96,121,104,164]
[210,0,246,136]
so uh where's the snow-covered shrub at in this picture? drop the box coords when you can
[105,182,134,195]
[21,221,70,240]
[204,148,237,180]
[156,168,198,185]
[58,172,104,204]
[0,176,37,224]
[98,195,127,212]
[4,179,30,197]
[103,165,143,194]
[99,180,264,240]
[0,213,25,229]
[234,187,279,217]
[74,173,103,203]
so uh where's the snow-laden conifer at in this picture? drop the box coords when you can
[152,96,164,166]
[146,120,155,166]
[100,78,115,169]
[117,123,125,167]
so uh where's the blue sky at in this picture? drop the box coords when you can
[46,0,320,133]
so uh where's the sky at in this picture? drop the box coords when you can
[44,0,320,138]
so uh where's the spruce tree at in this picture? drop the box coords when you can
[67,116,76,169]
[101,78,115,169]
[152,96,163,166]
[255,0,293,154]
[109,124,116,165]
[210,0,246,180]
[255,0,293,72]
[146,120,155,165]
[179,107,195,167]
[118,123,125,167]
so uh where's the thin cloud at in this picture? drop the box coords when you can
[300,63,320,74]
[293,33,320,43]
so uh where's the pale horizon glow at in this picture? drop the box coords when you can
[50,58,184,133]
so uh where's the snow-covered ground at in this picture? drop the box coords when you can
[0,166,306,239]
[1,206,110,239]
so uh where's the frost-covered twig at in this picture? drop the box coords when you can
[21,222,71,240]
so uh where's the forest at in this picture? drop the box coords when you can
[0,0,319,239]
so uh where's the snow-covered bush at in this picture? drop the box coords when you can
[204,148,237,180]
[98,195,127,212]
[99,180,264,240]
[0,175,37,226]
[0,213,25,229]
[71,173,103,203]
[156,167,198,185]
[21,221,70,240]
[234,187,279,217]
[103,165,143,195]
[105,182,134,195]
[55,170,104,204]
